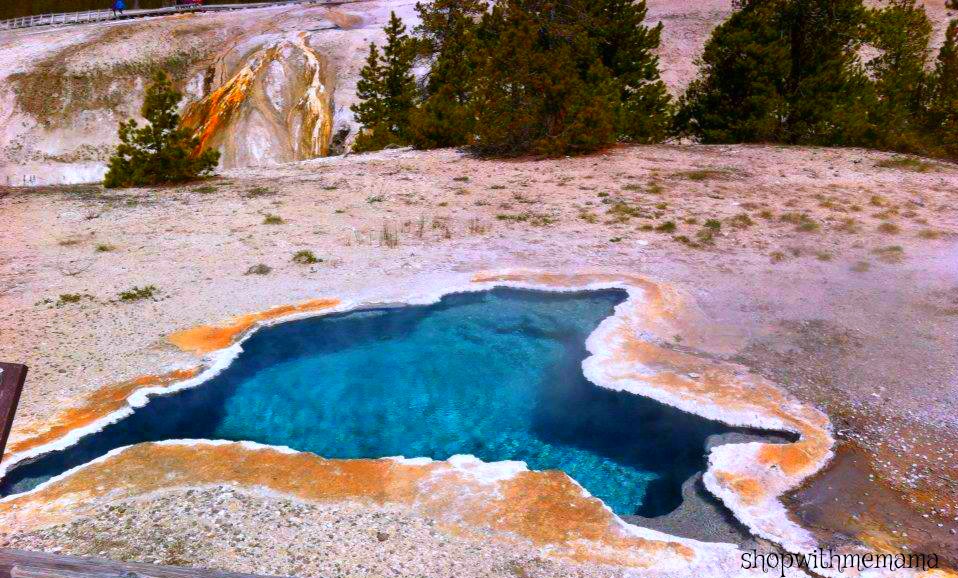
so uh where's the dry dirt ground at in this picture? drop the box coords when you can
[1,144,957,573]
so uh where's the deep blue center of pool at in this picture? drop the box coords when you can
[1,288,733,516]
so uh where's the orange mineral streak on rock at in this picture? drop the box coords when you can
[180,36,335,166]
[168,298,341,356]
[182,65,257,155]
[0,443,693,569]
[1,369,199,463]
[714,471,765,506]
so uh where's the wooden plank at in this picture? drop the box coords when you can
[0,549,291,578]
[0,363,27,460]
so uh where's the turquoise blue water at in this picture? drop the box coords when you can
[0,288,732,516]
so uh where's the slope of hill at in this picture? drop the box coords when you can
[2,0,953,187]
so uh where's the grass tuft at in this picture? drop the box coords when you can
[655,221,677,233]
[875,157,935,172]
[872,245,905,263]
[877,222,900,235]
[118,285,157,302]
[292,250,321,264]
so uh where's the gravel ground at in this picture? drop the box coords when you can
[1,486,626,578]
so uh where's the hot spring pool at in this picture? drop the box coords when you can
[0,288,734,516]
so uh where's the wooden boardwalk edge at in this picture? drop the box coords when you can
[0,549,292,578]
[0,363,27,460]
[0,0,361,31]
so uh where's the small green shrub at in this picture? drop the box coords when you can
[781,212,820,232]
[607,202,645,222]
[673,169,729,181]
[263,214,284,225]
[292,250,321,264]
[656,221,677,233]
[95,244,116,253]
[57,293,83,306]
[245,186,274,198]
[797,220,820,233]
[579,211,599,223]
[696,227,717,245]
[118,285,157,302]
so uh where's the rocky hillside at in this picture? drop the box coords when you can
[0,0,954,186]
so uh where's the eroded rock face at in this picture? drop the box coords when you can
[0,2,417,185]
[181,32,335,168]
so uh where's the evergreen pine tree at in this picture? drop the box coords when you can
[928,18,958,157]
[781,0,873,144]
[866,0,933,150]
[104,71,219,189]
[413,0,486,56]
[409,0,486,149]
[674,0,791,143]
[351,12,417,152]
[676,0,874,146]
[351,43,389,148]
[585,0,672,142]
[469,0,617,156]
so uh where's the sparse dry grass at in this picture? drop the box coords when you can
[875,157,936,173]
[671,169,731,181]
[873,245,905,263]
[877,222,900,235]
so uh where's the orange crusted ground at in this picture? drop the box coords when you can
[167,298,341,355]
[2,368,198,462]
[0,442,694,569]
